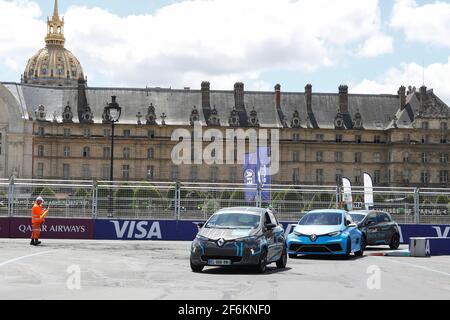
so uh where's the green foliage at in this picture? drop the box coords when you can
[436,195,449,205]
[115,185,134,210]
[134,187,161,209]
[31,187,44,197]
[75,188,89,198]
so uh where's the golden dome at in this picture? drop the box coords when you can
[22,0,84,87]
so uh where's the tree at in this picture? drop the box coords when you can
[134,187,161,210]
[115,185,134,211]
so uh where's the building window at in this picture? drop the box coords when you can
[403,152,410,163]
[210,167,219,182]
[374,135,381,144]
[316,134,324,142]
[123,130,131,138]
[171,166,179,180]
[440,153,449,164]
[293,151,300,162]
[146,166,154,180]
[421,171,429,184]
[316,169,323,184]
[37,163,44,178]
[82,165,91,179]
[123,147,130,159]
[63,164,70,180]
[374,171,381,184]
[148,130,155,139]
[355,135,362,144]
[373,153,381,163]
[147,148,154,160]
[335,152,343,163]
[441,122,448,131]
[421,135,429,144]
[190,166,198,182]
[293,133,300,142]
[103,147,110,159]
[229,167,237,183]
[404,134,410,143]
[63,146,70,157]
[293,168,300,183]
[37,145,44,157]
[335,169,343,184]
[122,165,130,180]
[441,134,448,144]
[421,152,428,164]
[354,152,362,163]
[103,129,111,137]
[83,147,90,158]
[83,128,91,138]
[101,165,110,180]
[422,122,429,130]
[440,170,449,184]
[38,127,45,136]
[335,134,343,143]
[63,128,71,137]
[316,151,323,162]
[354,170,362,184]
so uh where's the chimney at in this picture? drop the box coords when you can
[339,85,349,114]
[420,85,427,107]
[77,77,88,121]
[234,82,245,109]
[305,84,312,113]
[201,81,210,108]
[398,86,406,111]
[275,84,281,109]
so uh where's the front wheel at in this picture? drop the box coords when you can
[276,248,287,269]
[389,234,400,250]
[256,248,268,274]
[355,236,365,257]
[344,237,351,259]
[190,258,204,273]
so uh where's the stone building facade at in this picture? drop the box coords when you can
[0,1,449,186]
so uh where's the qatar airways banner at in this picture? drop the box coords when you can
[0,218,9,238]
[8,218,94,239]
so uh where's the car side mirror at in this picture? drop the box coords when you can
[197,222,205,228]
[265,223,276,230]
[367,220,376,226]
[348,223,357,228]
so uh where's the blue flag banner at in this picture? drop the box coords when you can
[243,147,271,202]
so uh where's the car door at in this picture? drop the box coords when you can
[365,213,379,244]
[345,213,359,249]
[268,211,284,260]
[263,212,276,261]
[377,212,391,244]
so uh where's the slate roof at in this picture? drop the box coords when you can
[1,82,448,130]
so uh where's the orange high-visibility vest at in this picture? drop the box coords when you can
[32,203,44,223]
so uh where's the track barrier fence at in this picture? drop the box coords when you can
[0,178,449,224]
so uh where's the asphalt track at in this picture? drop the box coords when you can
[0,240,449,300]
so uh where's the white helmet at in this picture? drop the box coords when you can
[36,196,44,203]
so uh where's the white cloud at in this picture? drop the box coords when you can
[391,0,450,47]
[357,33,394,57]
[0,0,392,89]
[352,57,450,105]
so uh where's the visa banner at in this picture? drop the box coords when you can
[0,217,9,238]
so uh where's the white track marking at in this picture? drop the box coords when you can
[372,256,450,277]
[0,250,55,268]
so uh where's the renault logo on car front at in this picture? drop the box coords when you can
[310,234,317,242]
[217,238,225,247]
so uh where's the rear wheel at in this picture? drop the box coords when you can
[256,248,268,274]
[288,254,297,259]
[276,248,287,269]
[190,258,204,273]
[389,233,400,250]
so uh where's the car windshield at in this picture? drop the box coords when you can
[350,214,366,223]
[299,212,342,226]
[205,213,260,229]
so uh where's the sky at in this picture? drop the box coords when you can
[1,0,450,105]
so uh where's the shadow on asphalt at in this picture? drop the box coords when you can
[201,266,293,275]
[364,246,397,251]
[290,255,367,261]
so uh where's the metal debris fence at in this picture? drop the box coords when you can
[1,178,449,224]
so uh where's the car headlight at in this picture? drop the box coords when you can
[327,231,342,237]
[196,234,209,241]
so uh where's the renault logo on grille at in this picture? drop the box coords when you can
[217,238,225,247]
[310,234,317,242]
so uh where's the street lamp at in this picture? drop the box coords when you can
[104,96,122,217]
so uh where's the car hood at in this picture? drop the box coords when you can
[198,227,257,241]
[293,225,343,236]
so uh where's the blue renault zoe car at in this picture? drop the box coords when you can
[286,209,364,258]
